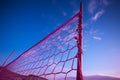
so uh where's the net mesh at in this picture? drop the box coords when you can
[6,13,79,80]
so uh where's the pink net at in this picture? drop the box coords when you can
[6,13,80,80]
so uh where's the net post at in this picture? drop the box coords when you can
[76,2,83,80]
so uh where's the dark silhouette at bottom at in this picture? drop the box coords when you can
[0,67,47,80]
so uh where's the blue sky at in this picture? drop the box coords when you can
[0,0,120,78]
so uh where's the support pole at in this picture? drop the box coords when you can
[76,2,83,80]
[2,50,15,67]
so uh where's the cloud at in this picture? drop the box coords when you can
[93,36,102,40]
[88,0,97,14]
[88,0,110,14]
[102,0,110,6]
[62,11,67,16]
[92,9,104,21]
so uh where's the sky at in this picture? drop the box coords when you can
[0,0,120,78]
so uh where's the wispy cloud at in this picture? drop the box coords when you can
[88,0,110,22]
[93,36,102,40]
[88,0,110,14]
[92,9,104,21]
[62,11,67,16]
[102,0,110,6]
[88,0,97,14]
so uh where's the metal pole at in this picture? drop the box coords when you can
[76,2,83,80]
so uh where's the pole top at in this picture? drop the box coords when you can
[80,2,82,12]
